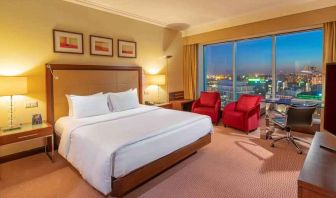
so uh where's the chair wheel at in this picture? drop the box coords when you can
[271,143,275,147]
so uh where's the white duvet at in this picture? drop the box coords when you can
[56,105,212,195]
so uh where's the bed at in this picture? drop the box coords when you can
[46,64,212,196]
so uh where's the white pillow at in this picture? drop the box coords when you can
[70,94,110,118]
[108,89,140,112]
[66,92,102,116]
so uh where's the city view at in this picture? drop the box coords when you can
[204,29,323,106]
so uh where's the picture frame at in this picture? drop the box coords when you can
[53,29,84,54]
[118,39,137,58]
[32,114,42,125]
[90,35,113,56]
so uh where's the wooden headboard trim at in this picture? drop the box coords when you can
[46,64,143,124]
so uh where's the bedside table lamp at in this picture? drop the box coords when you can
[147,74,166,103]
[0,76,28,131]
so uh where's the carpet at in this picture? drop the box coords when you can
[0,123,311,198]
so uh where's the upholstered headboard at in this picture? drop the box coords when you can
[46,64,143,124]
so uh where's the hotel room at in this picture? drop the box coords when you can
[0,0,336,197]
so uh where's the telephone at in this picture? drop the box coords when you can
[144,101,155,105]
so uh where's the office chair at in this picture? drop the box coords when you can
[270,105,316,154]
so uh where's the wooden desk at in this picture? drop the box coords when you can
[171,99,194,111]
[155,102,173,109]
[298,132,336,198]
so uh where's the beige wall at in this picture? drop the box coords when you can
[0,0,183,156]
[184,6,336,45]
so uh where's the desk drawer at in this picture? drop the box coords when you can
[0,127,52,146]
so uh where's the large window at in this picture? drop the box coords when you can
[275,30,323,100]
[204,42,233,105]
[203,29,323,105]
[236,37,272,99]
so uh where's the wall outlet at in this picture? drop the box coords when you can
[26,101,38,108]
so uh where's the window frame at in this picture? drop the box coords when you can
[203,28,323,102]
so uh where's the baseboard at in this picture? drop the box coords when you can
[0,147,45,164]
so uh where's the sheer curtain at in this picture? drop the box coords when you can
[183,44,198,99]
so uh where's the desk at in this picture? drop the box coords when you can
[154,102,173,109]
[298,132,336,197]
[263,98,322,108]
[262,99,322,137]
[170,99,194,111]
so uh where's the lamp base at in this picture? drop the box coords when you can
[2,125,21,132]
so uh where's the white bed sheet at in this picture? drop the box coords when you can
[56,114,211,178]
[113,116,211,178]
[55,105,213,195]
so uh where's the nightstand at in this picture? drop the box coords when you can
[155,102,173,109]
[0,122,54,162]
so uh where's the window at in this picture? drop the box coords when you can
[204,42,233,105]
[235,36,273,99]
[203,28,323,104]
[275,30,323,100]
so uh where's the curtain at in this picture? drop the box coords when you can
[323,21,336,63]
[321,21,336,131]
[183,44,198,99]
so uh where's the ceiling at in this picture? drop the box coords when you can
[65,0,336,36]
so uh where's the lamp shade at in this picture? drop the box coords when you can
[147,74,166,85]
[0,76,28,96]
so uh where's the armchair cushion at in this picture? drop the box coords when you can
[236,95,261,112]
[199,92,219,107]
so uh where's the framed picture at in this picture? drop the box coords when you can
[53,29,84,54]
[90,35,113,56]
[32,114,42,125]
[118,40,137,58]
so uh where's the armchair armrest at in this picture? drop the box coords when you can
[191,99,201,111]
[214,99,221,113]
[245,104,261,118]
[223,102,236,112]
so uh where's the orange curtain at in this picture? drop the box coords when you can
[183,44,198,99]
[323,21,336,63]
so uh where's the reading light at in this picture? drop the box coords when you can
[47,64,59,80]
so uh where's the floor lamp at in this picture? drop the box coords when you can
[165,55,172,102]
[147,74,166,104]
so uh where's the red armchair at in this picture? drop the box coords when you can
[222,94,261,133]
[192,92,221,123]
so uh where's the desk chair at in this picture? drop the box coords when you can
[270,105,316,154]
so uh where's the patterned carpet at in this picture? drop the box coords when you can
[0,123,312,198]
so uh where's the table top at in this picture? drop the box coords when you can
[263,98,323,108]
[170,99,194,103]
[298,132,336,194]
[154,102,171,106]
[0,122,51,137]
